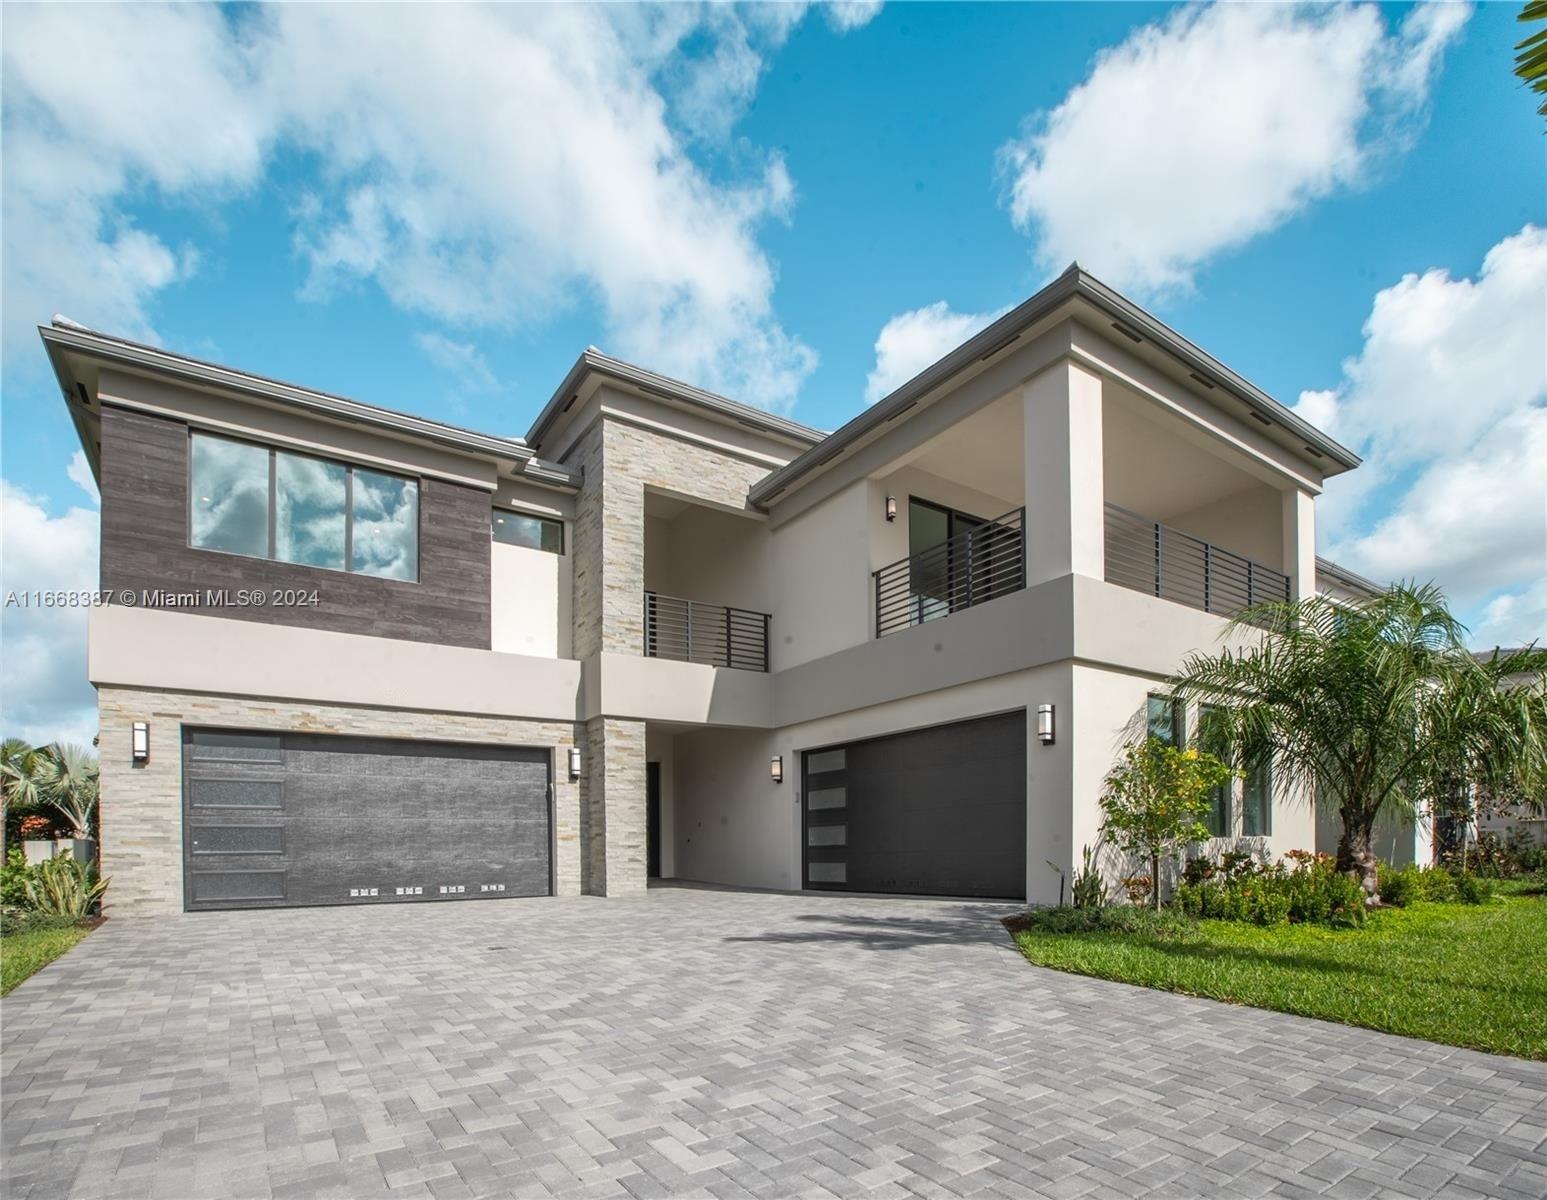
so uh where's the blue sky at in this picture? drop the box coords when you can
[1,1,1543,742]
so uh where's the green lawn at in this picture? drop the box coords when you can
[1,923,92,996]
[1011,884,1547,1060]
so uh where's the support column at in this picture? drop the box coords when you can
[580,716,648,896]
[1023,361,1105,587]
[1281,487,1316,601]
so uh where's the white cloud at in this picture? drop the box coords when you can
[0,479,101,747]
[1472,578,1547,652]
[1000,1,1471,295]
[0,4,264,352]
[2,4,819,410]
[415,333,499,395]
[65,451,99,504]
[865,301,1011,404]
[824,2,884,33]
[1308,227,1547,639]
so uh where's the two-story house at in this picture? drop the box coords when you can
[42,265,1361,916]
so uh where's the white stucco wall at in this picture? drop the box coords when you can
[1072,662,1319,898]
[491,539,572,658]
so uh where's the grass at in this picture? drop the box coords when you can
[1,922,92,996]
[1010,881,1547,1060]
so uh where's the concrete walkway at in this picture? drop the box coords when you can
[2,885,1544,1198]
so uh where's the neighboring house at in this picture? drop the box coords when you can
[42,265,1364,917]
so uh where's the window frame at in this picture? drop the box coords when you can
[490,506,565,555]
[1197,703,1233,838]
[1145,693,1187,749]
[187,429,420,582]
[1243,752,1273,837]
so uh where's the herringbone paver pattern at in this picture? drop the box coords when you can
[3,886,1545,1198]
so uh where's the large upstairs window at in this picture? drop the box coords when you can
[190,431,419,581]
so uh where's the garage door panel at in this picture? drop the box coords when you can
[802,711,1026,900]
[183,729,551,911]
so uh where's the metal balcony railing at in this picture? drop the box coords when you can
[1104,502,1290,623]
[644,592,770,672]
[874,508,1026,637]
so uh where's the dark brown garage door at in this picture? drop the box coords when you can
[802,711,1026,899]
[182,729,551,911]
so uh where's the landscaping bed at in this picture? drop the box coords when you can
[1009,878,1547,1060]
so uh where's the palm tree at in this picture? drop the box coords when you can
[2,738,45,816]
[1517,1,1547,119]
[34,742,101,840]
[1171,585,1547,900]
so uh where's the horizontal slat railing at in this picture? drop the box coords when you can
[644,592,770,672]
[1103,502,1289,623]
[874,508,1026,638]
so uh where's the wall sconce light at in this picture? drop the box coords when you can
[1036,704,1055,746]
[885,495,897,522]
[770,755,784,784]
[131,721,150,763]
[567,746,582,781]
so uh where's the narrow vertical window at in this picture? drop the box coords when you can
[1146,694,1185,748]
[1198,704,1232,838]
[1243,754,1273,836]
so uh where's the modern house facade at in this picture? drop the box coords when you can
[44,266,1366,917]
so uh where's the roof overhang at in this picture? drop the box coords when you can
[40,321,580,490]
[526,346,825,455]
[1315,556,1386,599]
[748,265,1360,508]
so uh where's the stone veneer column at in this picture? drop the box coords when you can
[580,716,648,896]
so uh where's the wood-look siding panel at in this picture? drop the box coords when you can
[99,405,492,648]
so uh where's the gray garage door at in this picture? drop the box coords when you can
[182,729,551,911]
[803,711,1026,900]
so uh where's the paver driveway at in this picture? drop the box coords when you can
[3,886,1545,1199]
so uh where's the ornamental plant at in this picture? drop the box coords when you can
[1098,738,1234,910]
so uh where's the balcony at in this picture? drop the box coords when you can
[874,508,1025,637]
[644,592,770,672]
[1104,502,1290,622]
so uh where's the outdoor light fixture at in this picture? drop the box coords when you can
[568,746,582,781]
[132,721,150,763]
[1036,704,1055,746]
[770,755,784,784]
[885,495,897,522]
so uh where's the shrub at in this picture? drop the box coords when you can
[1378,864,1421,908]
[24,855,107,918]
[1009,904,1196,940]
[17,814,52,839]
[1098,739,1234,909]
[1175,851,1363,928]
[0,908,84,937]
[0,847,36,909]
[1453,873,1495,905]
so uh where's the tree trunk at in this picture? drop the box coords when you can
[1335,809,1381,903]
[1151,851,1162,910]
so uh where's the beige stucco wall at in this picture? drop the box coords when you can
[90,606,583,721]
[96,686,583,918]
[491,539,573,658]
